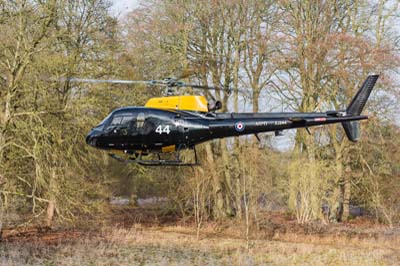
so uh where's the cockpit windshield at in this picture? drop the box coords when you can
[98,113,112,127]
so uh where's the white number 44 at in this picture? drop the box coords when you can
[155,125,170,134]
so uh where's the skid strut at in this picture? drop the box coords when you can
[109,146,199,166]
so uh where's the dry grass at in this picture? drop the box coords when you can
[1,224,399,266]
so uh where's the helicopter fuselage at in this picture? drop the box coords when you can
[83,75,378,166]
[86,106,366,154]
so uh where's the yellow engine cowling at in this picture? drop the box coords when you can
[145,95,208,112]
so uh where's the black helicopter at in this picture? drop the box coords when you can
[81,75,379,166]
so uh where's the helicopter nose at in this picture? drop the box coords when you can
[86,130,98,147]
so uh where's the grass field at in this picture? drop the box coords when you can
[1,223,399,266]
[1,208,399,265]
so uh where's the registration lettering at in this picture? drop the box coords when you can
[256,121,288,126]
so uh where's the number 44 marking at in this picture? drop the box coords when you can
[155,125,170,134]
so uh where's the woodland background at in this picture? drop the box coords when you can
[0,0,399,236]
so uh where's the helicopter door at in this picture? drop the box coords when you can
[174,117,186,146]
[140,111,182,151]
[104,111,136,149]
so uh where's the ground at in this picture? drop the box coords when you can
[1,208,399,265]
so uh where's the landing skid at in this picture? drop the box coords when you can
[108,147,199,166]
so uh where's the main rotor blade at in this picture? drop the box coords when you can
[176,82,229,91]
[58,77,249,94]
[61,78,159,85]
[180,82,248,94]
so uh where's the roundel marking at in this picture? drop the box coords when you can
[234,122,245,132]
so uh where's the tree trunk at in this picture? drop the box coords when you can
[46,169,57,228]
[0,90,12,165]
[219,139,235,217]
[204,143,225,218]
[46,199,56,228]
[342,174,351,221]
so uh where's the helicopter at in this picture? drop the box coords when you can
[80,75,379,166]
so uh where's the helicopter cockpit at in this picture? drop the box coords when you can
[86,108,166,149]
[87,109,142,148]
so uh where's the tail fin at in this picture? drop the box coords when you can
[342,121,361,142]
[342,75,379,142]
[346,75,379,116]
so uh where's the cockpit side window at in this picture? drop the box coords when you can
[105,110,148,136]
[110,116,124,127]
[120,116,134,127]
[107,112,135,130]
[109,116,133,127]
